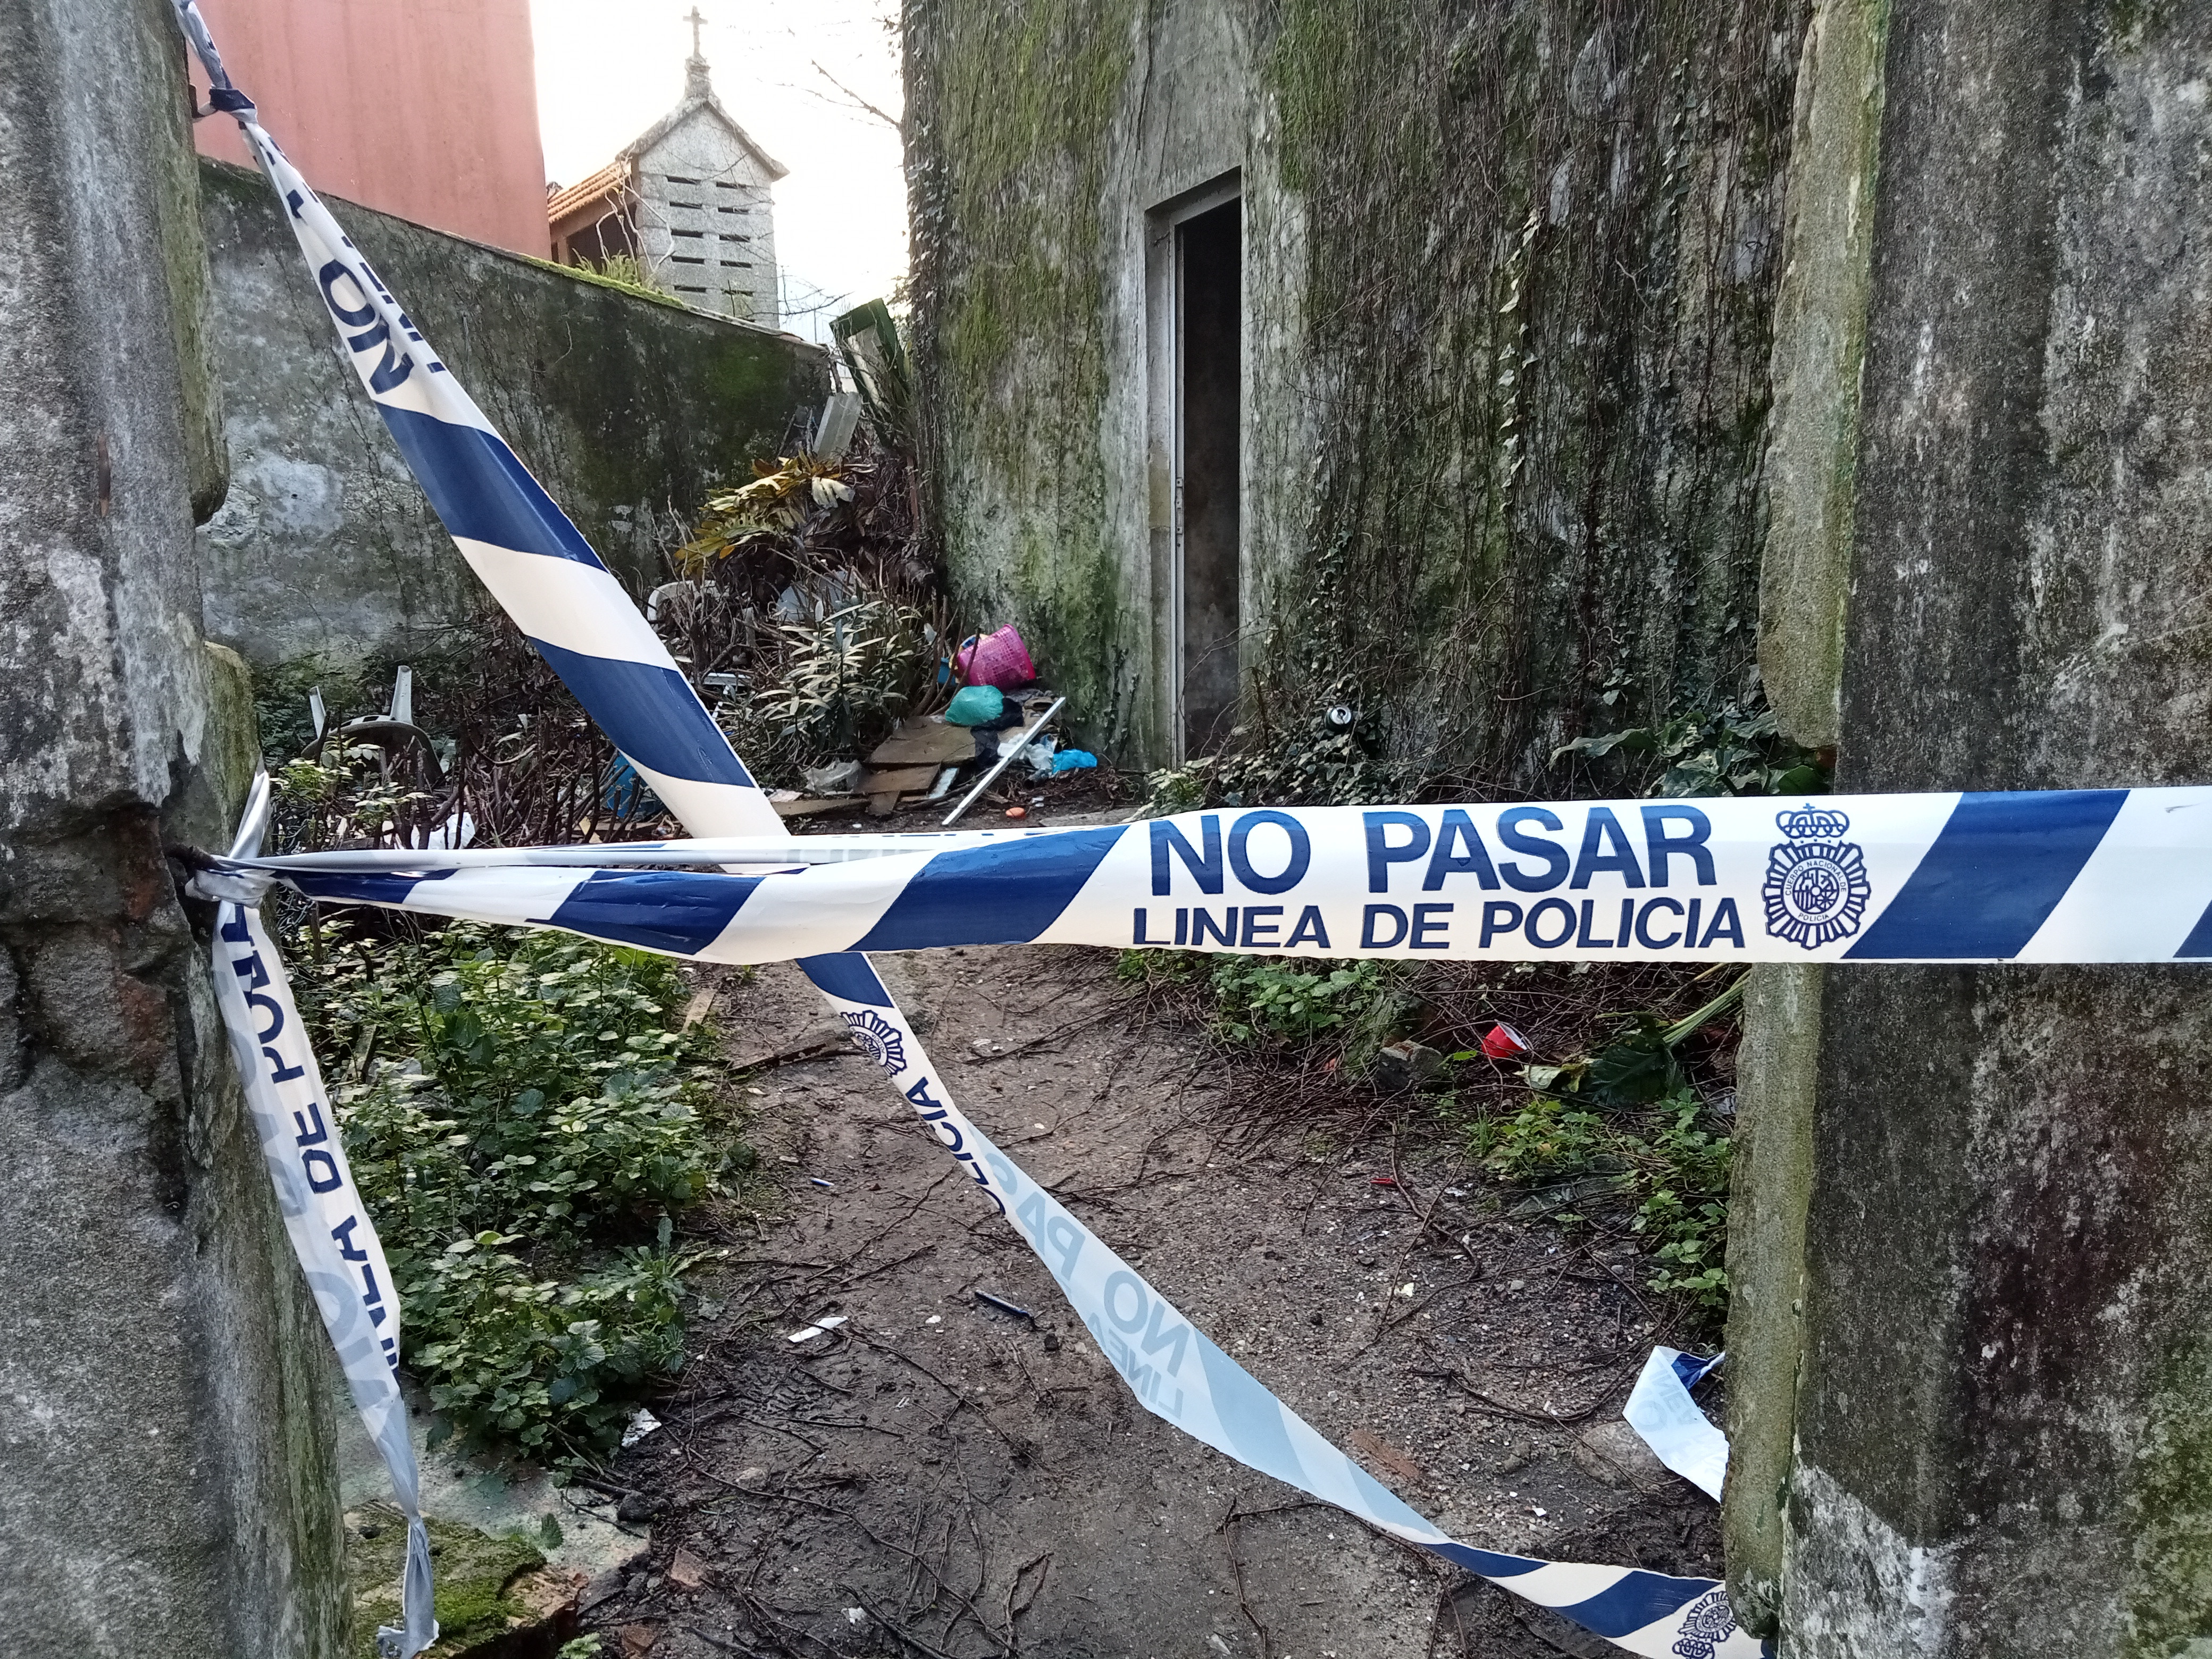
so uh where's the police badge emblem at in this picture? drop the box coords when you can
[1762,803,1872,949]
[840,1008,908,1075]
[1670,1588,1741,1658]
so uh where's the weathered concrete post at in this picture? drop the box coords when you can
[0,0,345,1653]
[1731,2,2212,1651]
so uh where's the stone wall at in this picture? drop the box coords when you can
[0,1,343,1652]
[1728,1,2212,1650]
[907,0,1806,772]
[197,156,831,674]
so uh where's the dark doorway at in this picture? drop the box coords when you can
[1177,197,1241,757]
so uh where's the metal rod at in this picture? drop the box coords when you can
[943,696,1066,826]
[973,1289,1035,1322]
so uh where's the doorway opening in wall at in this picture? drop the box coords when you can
[1150,176,1243,760]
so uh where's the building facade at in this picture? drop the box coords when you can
[548,49,783,325]
[906,0,1791,775]
[188,0,547,257]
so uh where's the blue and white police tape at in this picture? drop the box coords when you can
[1623,1351,1729,1502]
[796,960,1765,1659]
[195,842,1767,1659]
[204,785,2212,965]
[208,778,437,1659]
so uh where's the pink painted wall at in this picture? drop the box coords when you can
[190,0,549,258]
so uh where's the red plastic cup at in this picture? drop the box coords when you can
[1481,1023,1531,1060]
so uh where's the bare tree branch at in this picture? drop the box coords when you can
[809,57,903,135]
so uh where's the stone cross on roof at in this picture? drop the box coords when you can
[683,7,711,96]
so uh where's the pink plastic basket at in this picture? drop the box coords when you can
[955,625,1036,690]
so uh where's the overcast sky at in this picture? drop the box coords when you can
[529,0,908,341]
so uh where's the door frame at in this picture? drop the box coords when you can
[1145,171,1243,764]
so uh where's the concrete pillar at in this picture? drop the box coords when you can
[0,1,345,1654]
[1731,2,2212,1651]
[1724,0,1889,1630]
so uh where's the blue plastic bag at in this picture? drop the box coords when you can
[602,754,664,816]
[1050,748,1097,774]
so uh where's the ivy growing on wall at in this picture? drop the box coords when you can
[906,0,1144,743]
[1249,0,1804,792]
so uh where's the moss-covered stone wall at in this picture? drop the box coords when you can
[1767,2,2212,1649]
[909,0,1807,773]
[197,157,832,671]
[1,2,345,1650]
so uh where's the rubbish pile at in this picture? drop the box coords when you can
[261,305,1112,848]
[766,623,1098,825]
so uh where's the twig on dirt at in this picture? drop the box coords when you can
[710,1477,1007,1649]
[1387,1136,1479,1264]
[840,1169,958,1263]
[686,1625,773,1657]
[747,1406,908,1441]
[965,1006,1124,1064]
[564,1473,638,1499]
[1216,1496,1275,1659]
[946,1507,999,1651]
[731,1027,854,1073]
[1415,1363,1611,1428]
[1570,1238,1658,1322]
[1006,1551,1052,1630]
[1358,1269,1482,1356]
[840,1243,940,1291]
[849,1589,987,1659]
[738,1591,845,1658]
[847,1327,1024,1452]
[1213,1498,1333,1528]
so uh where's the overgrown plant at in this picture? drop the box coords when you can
[1628,1100,1733,1313]
[1207,956,1412,1063]
[1465,1095,1613,1185]
[752,598,937,763]
[567,251,673,300]
[1553,699,1828,799]
[678,454,859,572]
[301,921,740,1464]
[1145,676,1419,813]
[1460,1085,1735,1324]
[1120,949,1420,1073]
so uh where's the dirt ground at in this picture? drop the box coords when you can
[577,940,1725,1659]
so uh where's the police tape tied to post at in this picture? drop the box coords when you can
[169,5,2212,1654]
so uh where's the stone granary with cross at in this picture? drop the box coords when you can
[547,9,785,324]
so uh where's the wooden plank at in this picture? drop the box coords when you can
[731,1025,850,1071]
[865,792,900,817]
[867,719,973,767]
[773,795,860,818]
[859,764,943,796]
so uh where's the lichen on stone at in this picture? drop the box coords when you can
[345,1501,550,1659]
